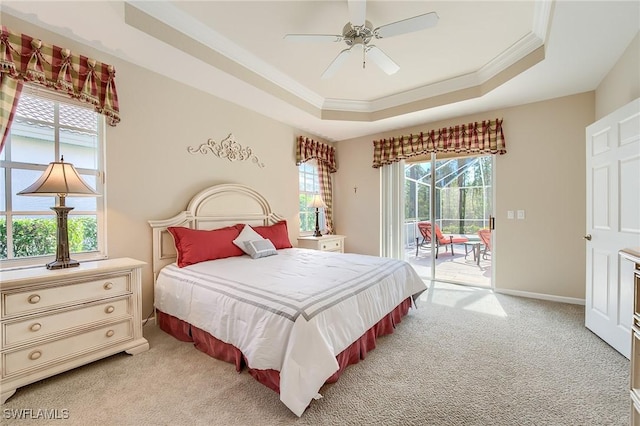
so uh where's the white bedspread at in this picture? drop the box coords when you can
[155,248,427,416]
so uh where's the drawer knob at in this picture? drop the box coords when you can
[30,323,42,332]
[28,294,41,304]
[103,282,113,290]
[29,350,42,361]
[106,330,115,338]
[105,305,115,314]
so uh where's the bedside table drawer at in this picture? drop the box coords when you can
[2,275,130,318]
[3,319,133,378]
[320,239,343,252]
[297,235,345,253]
[3,297,131,347]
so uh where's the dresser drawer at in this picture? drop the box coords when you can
[3,297,131,347]
[2,320,133,378]
[2,275,130,318]
[319,238,343,252]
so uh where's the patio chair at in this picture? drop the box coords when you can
[478,229,492,260]
[416,222,469,258]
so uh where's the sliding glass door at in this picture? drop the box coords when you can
[404,154,493,287]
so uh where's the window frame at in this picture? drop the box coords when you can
[298,159,326,236]
[0,86,107,269]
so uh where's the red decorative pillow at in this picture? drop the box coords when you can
[167,225,243,268]
[253,221,292,249]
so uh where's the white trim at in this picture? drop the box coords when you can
[494,288,585,306]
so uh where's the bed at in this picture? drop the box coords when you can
[148,183,427,416]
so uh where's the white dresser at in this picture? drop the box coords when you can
[621,248,640,424]
[297,235,346,253]
[0,258,149,403]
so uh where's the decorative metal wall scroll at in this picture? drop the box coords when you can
[187,133,265,168]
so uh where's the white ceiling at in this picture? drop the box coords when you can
[2,1,639,142]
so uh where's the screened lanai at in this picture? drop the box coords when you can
[404,155,493,287]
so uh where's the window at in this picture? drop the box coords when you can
[0,89,106,268]
[298,160,324,234]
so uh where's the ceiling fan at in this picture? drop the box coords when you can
[284,0,439,79]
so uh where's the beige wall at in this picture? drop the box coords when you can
[595,31,640,119]
[335,93,595,300]
[3,15,328,317]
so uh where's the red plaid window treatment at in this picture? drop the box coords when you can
[296,136,337,234]
[372,119,506,168]
[0,26,120,148]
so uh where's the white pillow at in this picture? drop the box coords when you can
[243,239,277,259]
[233,225,265,255]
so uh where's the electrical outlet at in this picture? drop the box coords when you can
[517,210,525,220]
[507,210,514,219]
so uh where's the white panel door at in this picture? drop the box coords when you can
[585,98,640,359]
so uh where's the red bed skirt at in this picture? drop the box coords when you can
[156,297,413,393]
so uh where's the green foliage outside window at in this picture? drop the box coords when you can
[0,217,97,259]
[299,193,316,232]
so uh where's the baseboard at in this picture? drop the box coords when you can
[142,316,156,327]
[494,288,585,305]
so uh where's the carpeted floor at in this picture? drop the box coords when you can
[2,282,629,425]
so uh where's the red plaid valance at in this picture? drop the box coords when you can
[0,26,120,126]
[296,136,337,172]
[372,119,506,168]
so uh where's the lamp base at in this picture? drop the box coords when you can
[313,208,323,237]
[46,259,80,270]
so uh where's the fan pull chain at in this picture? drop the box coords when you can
[362,46,366,69]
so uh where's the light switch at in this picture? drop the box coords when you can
[517,210,525,220]
[507,210,514,219]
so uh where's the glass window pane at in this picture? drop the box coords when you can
[59,103,97,131]
[12,169,55,211]
[12,215,57,257]
[68,215,98,253]
[60,129,98,169]
[10,122,55,164]
[0,171,5,211]
[0,215,5,259]
[15,95,54,123]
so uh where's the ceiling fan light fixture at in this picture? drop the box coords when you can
[284,0,438,78]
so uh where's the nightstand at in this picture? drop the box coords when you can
[297,235,345,253]
[1,257,149,404]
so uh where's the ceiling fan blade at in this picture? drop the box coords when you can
[366,45,400,75]
[284,34,344,43]
[322,47,352,79]
[374,12,439,39]
[348,0,367,27]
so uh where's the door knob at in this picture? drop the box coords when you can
[584,234,592,241]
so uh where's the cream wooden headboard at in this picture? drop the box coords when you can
[147,183,285,279]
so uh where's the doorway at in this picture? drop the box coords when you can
[404,154,494,288]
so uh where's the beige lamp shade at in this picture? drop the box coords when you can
[307,194,327,209]
[17,158,99,199]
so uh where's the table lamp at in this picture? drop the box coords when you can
[307,194,327,237]
[17,156,99,269]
